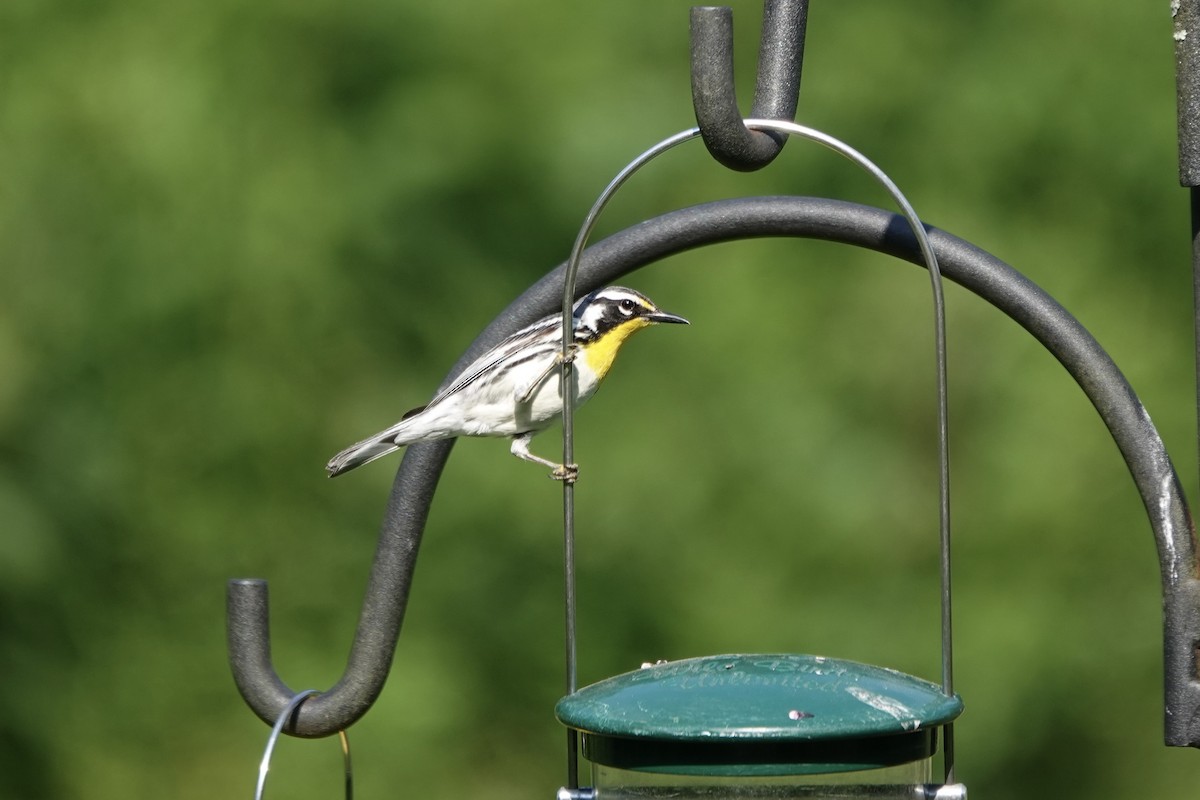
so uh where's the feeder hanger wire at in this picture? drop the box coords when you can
[557,119,954,788]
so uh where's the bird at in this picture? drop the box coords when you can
[325,286,688,481]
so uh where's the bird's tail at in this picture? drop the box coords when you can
[325,407,427,477]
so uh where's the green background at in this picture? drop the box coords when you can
[1,0,1197,797]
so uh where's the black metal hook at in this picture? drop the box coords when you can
[690,1,808,171]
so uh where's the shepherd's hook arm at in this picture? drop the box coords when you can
[227,197,1200,744]
[227,437,455,737]
[690,0,808,171]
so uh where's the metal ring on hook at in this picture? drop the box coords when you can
[254,689,354,800]
[690,1,808,171]
[556,119,954,782]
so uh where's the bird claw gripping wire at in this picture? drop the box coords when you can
[551,463,579,484]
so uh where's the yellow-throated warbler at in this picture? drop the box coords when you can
[326,286,688,480]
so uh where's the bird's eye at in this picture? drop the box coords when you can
[618,299,636,315]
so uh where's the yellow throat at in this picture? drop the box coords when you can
[582,318,652,381]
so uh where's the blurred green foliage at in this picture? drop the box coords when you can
[0,0,1196,797]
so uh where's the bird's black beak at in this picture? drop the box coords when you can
[646,310,689,325]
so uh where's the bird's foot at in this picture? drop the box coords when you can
[518,345,580,404]
[551,463,579,484]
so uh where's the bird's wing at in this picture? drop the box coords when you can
[424,316,562,408]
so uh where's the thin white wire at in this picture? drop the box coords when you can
[254,690,353,800]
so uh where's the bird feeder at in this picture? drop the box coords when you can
[556,654,963,800]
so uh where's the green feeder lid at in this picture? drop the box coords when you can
[555,654,963,776]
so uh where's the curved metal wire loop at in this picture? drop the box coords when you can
[690,1,809,171]
[557,121,954,783]
[255,689,353,800]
